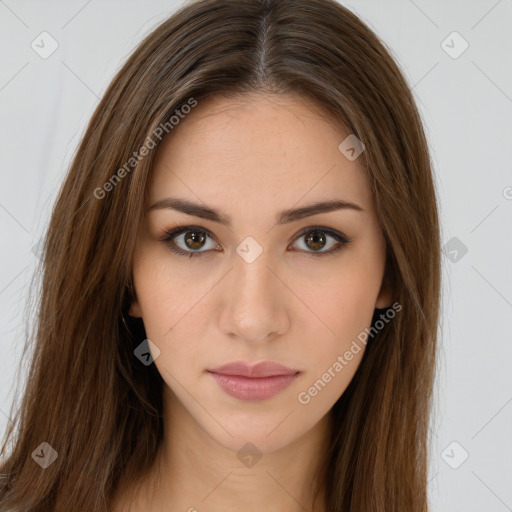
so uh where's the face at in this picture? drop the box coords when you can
[129,92,391,454]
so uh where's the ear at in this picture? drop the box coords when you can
[375,285,392,309]
[375,273,393,309]
[128,300,143,318]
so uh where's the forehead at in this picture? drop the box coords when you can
[148,92,374,217]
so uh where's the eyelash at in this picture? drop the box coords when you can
[160,225,352,258]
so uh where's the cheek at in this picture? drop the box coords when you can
[133,246,193,326]
[305,281,371,373]
[293,288,373,411]
[302,257,383,340]
[131,251,215,368]
[296,248,384,392]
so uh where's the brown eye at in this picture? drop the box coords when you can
[292,227,351,256]
[183,230,207,250]
[162,225,350,259]
[304,231,327,251]
[163,226,220,257]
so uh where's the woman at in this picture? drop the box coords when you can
[0,0,441,510]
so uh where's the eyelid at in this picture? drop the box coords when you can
[289,226,351,255]
[161,225,221,256]
[161,224,351,257]
[292,225,350,243]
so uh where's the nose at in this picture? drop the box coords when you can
[218,250,290,343]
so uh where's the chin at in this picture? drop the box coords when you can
[199,407,312,455]
[213,426,301,456]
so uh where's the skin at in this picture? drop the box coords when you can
[115,92,391,512]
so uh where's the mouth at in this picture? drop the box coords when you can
[207,360,301,401]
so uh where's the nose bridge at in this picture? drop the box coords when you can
[219,244,289,342]
[235,248,273,297]
[233,232,276,295]
[232,242,277,308]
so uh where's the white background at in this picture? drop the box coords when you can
[0,1,511,510]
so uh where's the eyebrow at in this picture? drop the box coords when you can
[148,197,363,226]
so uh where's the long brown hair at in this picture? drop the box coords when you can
[0,0,441,510]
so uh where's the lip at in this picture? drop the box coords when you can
[207,361,301,401]
[209,361,299,378]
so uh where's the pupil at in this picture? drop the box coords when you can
[185,231,205,250]
[306,231,326,251]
